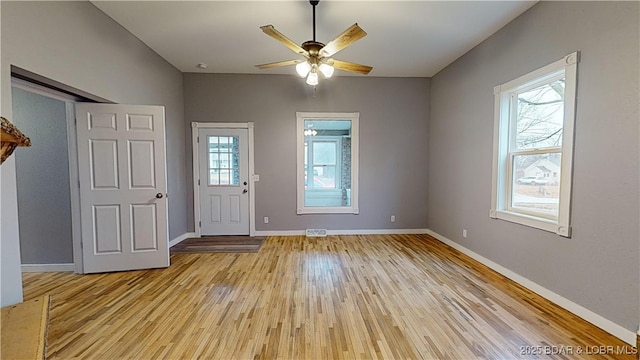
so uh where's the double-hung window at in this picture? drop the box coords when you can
[305,138,341,190]
[490,52,579,237]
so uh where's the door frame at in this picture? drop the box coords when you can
[11,77,85,274]
[191,122,256,237]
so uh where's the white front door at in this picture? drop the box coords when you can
[198,128,249,235]
[75,103,169,273]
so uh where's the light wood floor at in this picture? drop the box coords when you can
[22,235,633,359]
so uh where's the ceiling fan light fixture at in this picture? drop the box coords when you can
[306,71,319,86]
[319,63,334,78]
[296,61,311,77]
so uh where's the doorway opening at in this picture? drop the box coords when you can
[11,70,171,274]
[11,77,87,273]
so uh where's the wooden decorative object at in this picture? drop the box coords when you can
[1,116,31,164]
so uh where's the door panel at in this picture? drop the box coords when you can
[131,204,158,251]
[76,103,168,273]
[90,140,119,189]
[128,141,156,188]
[93,205,121,254]
[209,195,222,224]
[127,114,154,131]
[89,112,116,130]
[199,128,249,235]
[229,195,241,223]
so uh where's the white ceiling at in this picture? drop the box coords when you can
[92,1,537,78]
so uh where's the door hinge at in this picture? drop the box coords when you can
[197,136,199,143]
[199,221,201,228]
[198,179,200,186]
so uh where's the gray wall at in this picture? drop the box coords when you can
[184,74,430,232]
[1,1,187,241]
[1,1,187,305]
[428,1,639,333]
[12,87,73,264]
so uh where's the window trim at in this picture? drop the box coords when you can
[296,112,359,214]
[490,52,579,237]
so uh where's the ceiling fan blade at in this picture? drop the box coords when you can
[332,59,373,75]
[260,25,308,56]
[255,59,302,70]
[320,23,367,57]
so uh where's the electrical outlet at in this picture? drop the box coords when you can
[463,229,467,238]
[263,216,269,224]
[390,215,396,223]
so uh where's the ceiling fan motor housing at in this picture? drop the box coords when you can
[302,41,325,57]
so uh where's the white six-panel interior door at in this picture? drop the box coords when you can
[75,103,169,273]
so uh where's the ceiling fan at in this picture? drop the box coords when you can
[255,0,373,86]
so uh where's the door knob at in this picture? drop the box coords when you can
[243,181,248,185]
[156,193,164,199]
[242,189,248,194]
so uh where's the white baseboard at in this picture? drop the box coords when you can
[425,229,636,346]
[254,230,305,236]
[328,229,430,235]
[169,232,197,247]
[21,263,75,272]
[254,229,429,237]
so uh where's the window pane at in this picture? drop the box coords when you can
[208,136,219,151]
[219,136,230,147]
[232,169,239,186]
[219,153,229,169]
[207,135,240,186]
[209,153,219,169]
[219,169,230,185]
[312,165,336,188]
[209,170,219,185]
[516,78,564,150]
[511,153,561,218]
[313,142,337,165]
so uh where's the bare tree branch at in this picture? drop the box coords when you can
[518,98,564,106]
[520,128,562,147]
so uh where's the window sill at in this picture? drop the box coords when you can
[297,207,359,215]
[489,209,571,237]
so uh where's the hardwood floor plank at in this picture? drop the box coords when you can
[22,234,634,359]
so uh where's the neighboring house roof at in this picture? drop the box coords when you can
[524,159,560,174]
[536,165,553,173]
